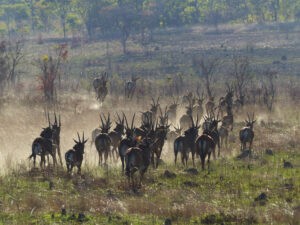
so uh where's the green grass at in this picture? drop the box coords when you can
[0,149,298,224]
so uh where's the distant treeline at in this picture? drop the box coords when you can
[0,0,299,41]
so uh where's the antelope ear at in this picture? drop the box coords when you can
[83,139,89,144]
[73,139,79,144]
[253,120,256,123]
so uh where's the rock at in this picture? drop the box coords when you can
[237,150,251,159]
[163,170,176,179]
[77,213,86,222]
[254,192,268,206]
[283,160,293,168]
[184,168,199,175]
[183,181,198,187]
[165,218,172,225]
[265,149,274,155]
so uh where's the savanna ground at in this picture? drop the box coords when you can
[0,23,300,224]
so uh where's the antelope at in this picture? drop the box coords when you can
[125,75,139,99]
[141,97,160,125]
[196,133,216,170]
[174,115,200,167]
[119,113,137,172]
[240,113,256,152]
[205,96,215,115]
[167,125,182,144]
[125,136,155,189]
[29,126,57,169]
[218,122,229,149]
[179,98,194,130]
[167,97,179,122]
[203,113,221,157]
[222,105,234,131]
[51,112,63,166]
[108,113,125,161]
[151,107,170,168]
[218,84,234,117]
[65,132,88,174]
[95,113,112,165]
[193,88,205,120]
[93,72,108,102]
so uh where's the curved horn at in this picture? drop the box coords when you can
[47,112,51,127]
[77,132,81,142]
[131,113,136,130]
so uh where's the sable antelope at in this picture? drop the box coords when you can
[93,72,108,102]
[29,126,57,169]
[95,113,112,165]
[240,113,256,152]
[51,112,63,166]
[65,132,88,174]
[205,96,215,115]
[222,105,234,131]
[174,115,200,167]
[151,107,170,168]
[119,113,137,172]
[167,97,179,122]
[179,98,194,130]
[108,113,125,161]
[196,133,216,170]
[219,84,234,117]
[167,125,182,144]
[125,137,155,189]
[125,75,139,99]
[203,113,221,157]
[193,88,205,120]
[141,97,160,125]
[218,122,229,149]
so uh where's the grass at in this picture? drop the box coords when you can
[0,148,298,224]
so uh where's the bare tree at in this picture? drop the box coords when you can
[0,41,9,97]
[231,56,252,106]
[36,44,68,104]
[193,56,221,99]
[262,69,277,111]
[7,40,24,88]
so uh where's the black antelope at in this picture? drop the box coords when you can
[179,98,194,131]
[174,115,200,167]
[203,113,221,157]
[29,126,57,169]
[125,137,155,189]
[196,133,216,170]
[151,107,170,168]
[65,132,88,175]
[125,75,139,99]
[167,97,179,122]
[239,113,256,152]
[95,113,112,165]
[93,72,108,102]
[119,113,137,172]
[108,113,125,161]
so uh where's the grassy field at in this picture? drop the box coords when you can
[0,23,299,224]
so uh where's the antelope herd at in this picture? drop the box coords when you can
[29,80,258,189]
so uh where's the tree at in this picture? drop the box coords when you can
[0,41,9,97]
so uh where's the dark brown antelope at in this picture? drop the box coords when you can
[29,126,57,169]
[125,136,155,189]
[51,112,63,166]
[65,132,88,175]
[239,113,256,152]
[193,88,205,120]
[179,98,194,130]
[174,115,200,167]
[108,113,125,161]
[205,96,215,115]
[119,113,137,172]
[218,84,234,117]
[151,107,170,168]
[95,113,112,165]
[93,72,108,102]
[167,97,179,122]
[218,122,229,149]
[222,105,234,131]
[196,133,216,170]
[204,113,221,157]
[125,75,139,99]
